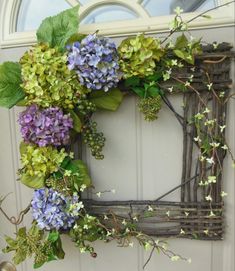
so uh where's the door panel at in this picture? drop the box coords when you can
[0,27,234,271]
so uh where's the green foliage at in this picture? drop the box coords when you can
[125,73,163,98]
[173,34,202,64]
[19,143,68,188]
[118,34,164,78]
[68,110,82,132]
[89,88,123,111]
[20,43,86,109]
[36,6,80,51]
[3,225,64,268]
[0,62,25,108]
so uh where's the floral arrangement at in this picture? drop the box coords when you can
[0,3,233,269]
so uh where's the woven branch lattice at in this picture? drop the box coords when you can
[83,43,233,241]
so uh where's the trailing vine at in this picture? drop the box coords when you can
[0,2,234,269]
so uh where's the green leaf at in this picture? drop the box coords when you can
[89,88,123,111]
[66,33,86,45]
[36,5,79,51]
[13,248,27,265]
[0,62,25,108]
[132,86,145,98]
[173,49,186,60]
[68,110,82,132]
[124,76,140,87]
[174,34,188,49]
[147,86,160,97]
[4,236,18,249]
[48,231,59,243]
[19,141,28,156]
[51,235,65,260]
[21,173,44,189]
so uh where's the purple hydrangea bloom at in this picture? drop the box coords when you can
[18,105,73,147]
[31,188,82,231]
[67,34,120,92]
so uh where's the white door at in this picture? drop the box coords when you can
[0,1,234,271]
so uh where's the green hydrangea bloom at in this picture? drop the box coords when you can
[20,144,67,181]
[20,44,86,109]
[118,34,164,78]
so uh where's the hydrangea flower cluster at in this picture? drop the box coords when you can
[19,104,73,147]
[20,43,85,109]
[20,144,67,179]
[67,34,120,92]
[32,188,83,230]
[118,34,164,78]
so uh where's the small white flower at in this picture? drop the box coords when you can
[69,152,74,159]
[122,219,127,225]
[210,142,220,148]
[147,206,153,212]
[129,242,134,247]
[221,145,228,150]
[221,191,228,197]
[171,59,178,66]
[106,231,112,236]
[219,91,225,98]
[133,216,138,222]
[195,113,204,120]
[64,170,72,177]
[184,81,191,87]
[80,247,86,253]
[209,211,215,217]
[171,255,180,261]
[125,228,130,233]
[166,210,170,217]
[104,215,108,220]
[184,212,189,217]
[111,189,116,194]
[203,229,209,235]
[187,258,192,264]
[178,62,184,68]
[208,176,216,183]
[213,42,218,49]
[80,184,87,192]
[190,67,196,72]
[199,156,206,162]
[207,83,213,90]
[220,125,226,133]
[168,86,174,93]
[180,229,185,235]
[96,192,101,198]
[206,157,215,164]
[174,6,184,15]
[83,224,89,230]
[203,107,210,114]
[205,195,212,201]
[194,136,201,142]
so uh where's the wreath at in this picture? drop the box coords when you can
[0,3,234,269]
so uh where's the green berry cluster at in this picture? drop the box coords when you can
[82,121,105,159]
[77,95,97,115]
[118,34,164,78]
[20,43,87,109]
[138,95,162,121]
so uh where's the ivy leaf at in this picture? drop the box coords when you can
[68,110,82,132]
[66,160,91,187]
[89,88,123,111]
[174,34,188,49]
[0,62,25,108]
[36,5,79,51]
